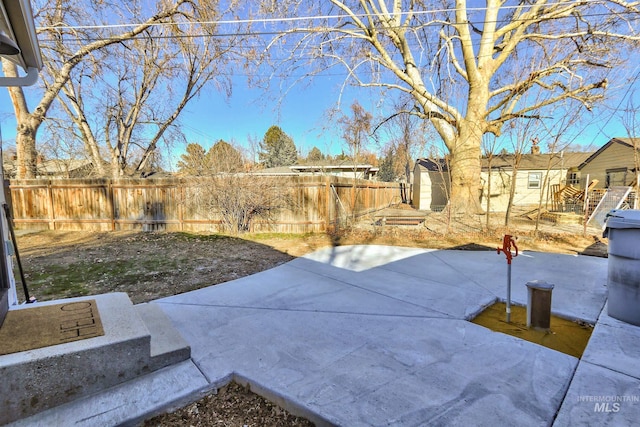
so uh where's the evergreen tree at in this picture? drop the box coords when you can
[177,143,209,176]
[334,150,351,162]
[208,140,244,173]
[378,148,396,182]
[307,146,325,163]
[259,126,297,168]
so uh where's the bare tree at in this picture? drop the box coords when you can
[184,173,296,235]
[337,100,374,221]
[3,0,245,179]
[50,1,240,177]
[375,99,431,202]
[338,101,372,166]
[532,109,582,234]
[261,0,640,217]
[503,123,534,226]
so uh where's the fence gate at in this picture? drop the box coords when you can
[588,186,632,228]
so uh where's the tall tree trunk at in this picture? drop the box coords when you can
[14,121,39,179]
[111,147,126,178]
[2,60,41,179]
[485,157,493,230]
[447,119,483,215]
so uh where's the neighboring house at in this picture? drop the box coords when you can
[577,138,640,189]
[3,158,95,179]
[480,151,592,212]
[255,164,379,180]
[412,150,592,212]
[36,159,96,178]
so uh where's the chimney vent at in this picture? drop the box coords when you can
[531,137,540,154]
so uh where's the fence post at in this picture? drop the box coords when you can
[582,174,590,236]
[179,185,184,231]
[324,177,330,231]
[47,181,55,230]
[365,184,370,212]
[633,176,640,209]
[108,180,116,231]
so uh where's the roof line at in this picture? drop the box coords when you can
[577,138,637,170]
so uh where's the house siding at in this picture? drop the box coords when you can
[579,140,639,188]
[411,163,449,211]
[411,164,427,210]
[412,151,592,213]
[480,168,565,212]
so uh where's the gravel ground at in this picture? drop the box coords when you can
[142,382,315,427]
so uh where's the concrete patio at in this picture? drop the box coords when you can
[10,245,640,426]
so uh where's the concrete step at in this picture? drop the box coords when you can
[135,302,191,371]
[9,360,211,427]
[0,292,190,425]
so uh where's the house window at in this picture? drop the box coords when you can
[567,172,579,186]
[528,172,542,189]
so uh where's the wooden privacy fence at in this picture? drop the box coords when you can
[7,176,402,233]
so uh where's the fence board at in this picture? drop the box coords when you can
[7,176,401,233]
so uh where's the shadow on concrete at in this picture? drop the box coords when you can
[448,243,496,251]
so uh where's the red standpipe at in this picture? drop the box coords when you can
[497,234,518,322]
[497,234,518,264]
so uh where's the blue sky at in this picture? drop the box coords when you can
[176,73,354,158]
[1,62,638,171]
[170,69,639,167]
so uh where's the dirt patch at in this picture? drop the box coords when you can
[15,231,301,304]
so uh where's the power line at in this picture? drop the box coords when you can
[38,1,586,31]
[36,1,640,37]
[34,7,640,69]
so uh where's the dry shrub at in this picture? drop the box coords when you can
[184,175,297,234]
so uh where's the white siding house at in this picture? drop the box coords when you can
[255,164,379,180]
[412,151,592,212]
